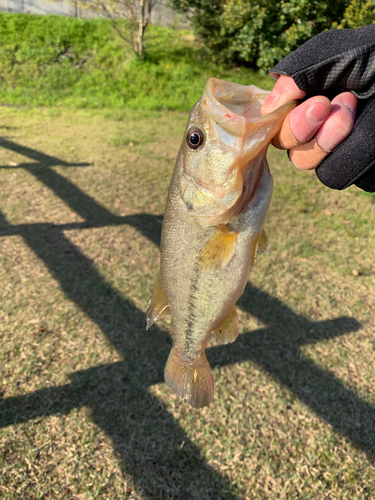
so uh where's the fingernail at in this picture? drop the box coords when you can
[306,101,330,123]
[262,90,279,112]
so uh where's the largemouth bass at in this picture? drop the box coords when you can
[147,78,295,408]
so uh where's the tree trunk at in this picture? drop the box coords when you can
[96,0,157,58]
[136,0,145,56]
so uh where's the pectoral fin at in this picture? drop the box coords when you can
[257,228,268,254]
[212,306,239,345]
[146,272,170,330]
[198,226,238,272]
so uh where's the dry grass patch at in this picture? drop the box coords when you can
[0,107,374,499]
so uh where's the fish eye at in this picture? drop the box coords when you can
[187,128,204,150]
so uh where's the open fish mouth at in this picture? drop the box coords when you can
[203,78,292,176]
[203,78,270,138]
[180,79,296,226]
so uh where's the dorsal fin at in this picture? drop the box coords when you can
[248,229,267,275]
[257,228,268,254]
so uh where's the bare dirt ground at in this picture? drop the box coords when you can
[0,107,374,499]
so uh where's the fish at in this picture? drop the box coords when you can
[146,78,296,408]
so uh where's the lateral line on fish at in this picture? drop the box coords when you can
[184,266,199,351]
[184,265,200,354]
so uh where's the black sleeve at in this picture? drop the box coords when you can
[270,25,375,192]
[271,25,375,99]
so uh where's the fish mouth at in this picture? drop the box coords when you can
[181,79,297,226]
[203,78,270,138]
[203,78,279,173]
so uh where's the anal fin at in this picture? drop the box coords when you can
[146,272,170,330]
[198,226,238,272]
[212,306,239,345]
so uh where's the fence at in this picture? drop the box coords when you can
[0,0,188,26]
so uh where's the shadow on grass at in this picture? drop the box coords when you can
[0,138,372,498]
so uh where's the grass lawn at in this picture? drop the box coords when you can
[0,106,374,499]
[0,13,273,110]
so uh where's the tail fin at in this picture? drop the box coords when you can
[164,348,214,408]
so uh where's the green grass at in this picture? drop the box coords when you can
[0,107,374,499]
[0,13,273,110]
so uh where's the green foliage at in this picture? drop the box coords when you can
[0,12,273,109]
[170,0,229,60]
[221,0,339,71]
[171,0,375,71]
[339,0,375,28]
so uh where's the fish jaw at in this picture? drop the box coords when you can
[178,78,296,227]
[179,166,243,227]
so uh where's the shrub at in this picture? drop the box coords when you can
[171,0,375,71]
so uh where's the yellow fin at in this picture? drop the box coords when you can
[212,306,239,345]
[249,237,258,269]
[257,228,268,254]
[164,347,214,408]
[146,272,170,330]
[198,226,238,272]
[249,228,268,272]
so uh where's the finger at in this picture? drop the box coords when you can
[288,141,329,171]
[289,92,358,170]
[272,96,331,150]
[315,92,358,152]
[261,75,306,115]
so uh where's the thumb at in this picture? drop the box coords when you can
[261,75,306,115]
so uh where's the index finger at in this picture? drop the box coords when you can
[261,75,306,115]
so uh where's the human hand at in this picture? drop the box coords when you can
[260,24,375,192]
[261,75,358,170]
